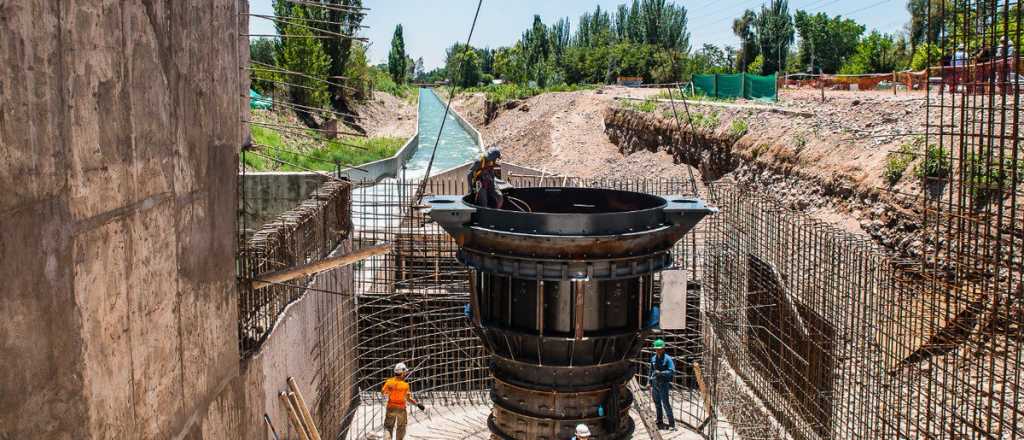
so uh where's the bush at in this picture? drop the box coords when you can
[911,43,943,71]
[883,141,917,186]
[964,153,1023,204]
[369,66,416,101]
[687,111,720,131]
[915,144,950,180]
[729,119,749,139]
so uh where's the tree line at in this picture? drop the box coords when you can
[414,0,1022,89]
[253,0,1022,119]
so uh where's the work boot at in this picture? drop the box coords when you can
[656,421,666,430]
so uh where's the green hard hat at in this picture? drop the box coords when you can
[652,339,666,349]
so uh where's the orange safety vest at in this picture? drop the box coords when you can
[381,377,410,409]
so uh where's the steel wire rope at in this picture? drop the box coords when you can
[414,0,484,201]
[249,142,369,172]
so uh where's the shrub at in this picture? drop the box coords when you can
[915,144,950,180]
[964,153,1023,204]
[687,111,720,131]
[884,141,916,186]
[729,119,749,139]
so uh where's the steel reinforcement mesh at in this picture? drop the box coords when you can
[343,175,717,439]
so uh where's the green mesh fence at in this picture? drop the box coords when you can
[716,74,745,98]
[745,74,777,102]
[691,73,777,101]
[693,75,717,97]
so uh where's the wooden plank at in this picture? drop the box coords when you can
[288,377,322,440]
[251,244,391,289]
[279,392,311,440]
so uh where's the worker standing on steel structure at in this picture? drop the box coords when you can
[381,362,425,440]
[467,146,504,209]
[649,339,677,431]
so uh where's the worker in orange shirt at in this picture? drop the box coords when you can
[381,362,425,440]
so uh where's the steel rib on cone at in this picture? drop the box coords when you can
[427,187,715,440]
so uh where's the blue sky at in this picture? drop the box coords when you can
[249,0,911,70]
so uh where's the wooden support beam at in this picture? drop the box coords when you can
[251,244,391,289]
[288,377,323,440]
[279,392,311,440]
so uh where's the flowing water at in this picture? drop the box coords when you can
[402,88,482,179]
[353,88,481,231]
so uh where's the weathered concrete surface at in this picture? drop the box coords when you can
[241,172,328,231]
[1,0,247,438]
[243,240,358,440]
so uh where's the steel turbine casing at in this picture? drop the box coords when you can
[426,187,715,440]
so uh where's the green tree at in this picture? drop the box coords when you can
[413,57,426,82]
[753,0,795,75]
[840,31,903,74]
[250,37,278,95]
[494,44,529,84]
[907,0,945,49]
[794,11,864,74]
[279,5,331,125]
[690,44,733,74]
[733,10,760,72]
[446,43,483,87]
[388,24,408,84]
[305,0,366,112]
[345,41,370,100]
[910,42,943,70]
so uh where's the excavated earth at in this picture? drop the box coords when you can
[452,87,985,258]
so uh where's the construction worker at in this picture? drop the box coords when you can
[467,146,504,209]
[381,362,425,440]
[648,339,676,431]
[571,423,592,439]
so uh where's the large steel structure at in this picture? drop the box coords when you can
[427,187,714,439]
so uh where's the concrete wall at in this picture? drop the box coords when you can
[338,133,420,182]
[430,88,484,150]
[241,172,328,231]
[241,241,358,440]
[1,1,249,438]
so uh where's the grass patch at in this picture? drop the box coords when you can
[654,90,737,103]
[622,99,658,113]
[729,119,749,139]
[793,133,808,151]
[884,141,917,186]
[687,111,720,131]
[246,125,404,171]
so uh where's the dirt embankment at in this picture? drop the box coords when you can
[351,91,417,139]
[452,87,693,181]
[453,86,942,253]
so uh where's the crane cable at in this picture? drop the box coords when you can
[415,0,485,203]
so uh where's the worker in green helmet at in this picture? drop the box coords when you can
[648,339,676,430]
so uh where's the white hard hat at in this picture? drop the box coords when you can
[394,362,408,374]
[575,423,591,437]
